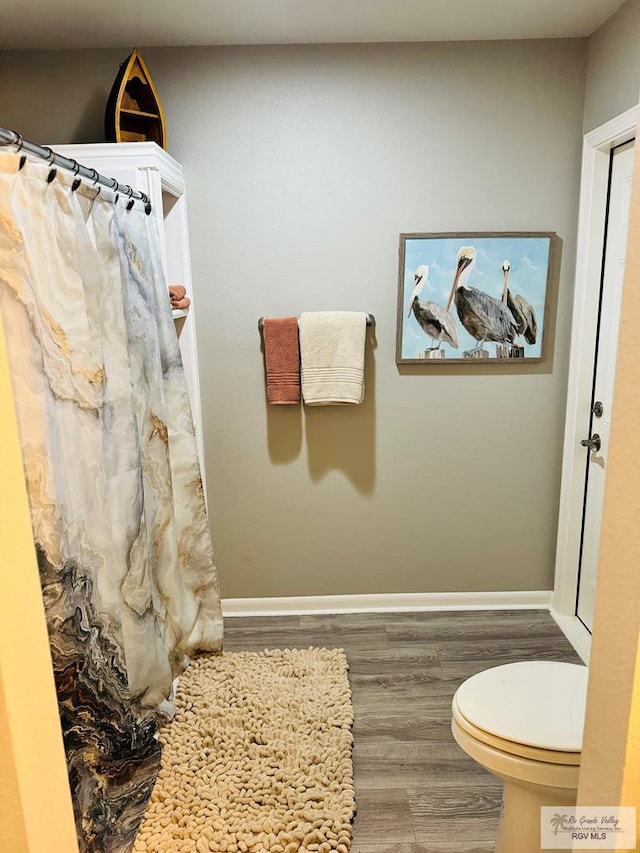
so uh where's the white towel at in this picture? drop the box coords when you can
[298,312,367,405]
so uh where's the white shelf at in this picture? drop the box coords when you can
[51,142,206,497]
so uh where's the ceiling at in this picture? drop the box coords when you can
[0,0,626,50]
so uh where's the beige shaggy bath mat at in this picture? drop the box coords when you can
[133,648,355,853]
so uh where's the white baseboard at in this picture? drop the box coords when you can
[222,590,553,618]
[550,608,591,665]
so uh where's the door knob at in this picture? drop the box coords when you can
[581,434,601,452]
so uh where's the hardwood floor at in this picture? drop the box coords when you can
[223,610,582,853]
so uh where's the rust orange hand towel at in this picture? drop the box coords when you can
[263,317,301,405]
[169,284,187,301]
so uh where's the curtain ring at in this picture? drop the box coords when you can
[123,185,135,211]
[8,133,27,171]
[41,146,56,183]
[145,201,152,215]
[0,130,21,149]
[114,193,119,205]
[69,161,81,191]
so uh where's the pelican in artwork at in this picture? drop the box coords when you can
[407,264,459,351]
[447,247,518,356]
[501,260,538,345]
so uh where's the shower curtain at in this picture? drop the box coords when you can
[0,152,223,853]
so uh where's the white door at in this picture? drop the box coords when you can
[576,139,635,631]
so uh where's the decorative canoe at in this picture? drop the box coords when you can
[105,49,167,149]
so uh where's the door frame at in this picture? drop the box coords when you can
[552,105,638,660]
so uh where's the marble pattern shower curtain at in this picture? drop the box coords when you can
[0,152,223,852]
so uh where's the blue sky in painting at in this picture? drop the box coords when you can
[401,235,550,359]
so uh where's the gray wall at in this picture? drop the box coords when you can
[0,41,587,598]
[584,0,640,132]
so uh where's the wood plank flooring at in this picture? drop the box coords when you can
[223,610,582,853]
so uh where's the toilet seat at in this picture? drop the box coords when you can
[452,695,581,764]
[453,661,588,754]
[451,712,581,790]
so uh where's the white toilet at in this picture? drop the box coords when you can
[451,660,589,853]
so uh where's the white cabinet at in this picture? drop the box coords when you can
[52,142,206,491]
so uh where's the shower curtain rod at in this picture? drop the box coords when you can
[0,128,152,212]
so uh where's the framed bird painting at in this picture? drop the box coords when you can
[396,231,559,364]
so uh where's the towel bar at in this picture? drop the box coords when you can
[258,314,375,331]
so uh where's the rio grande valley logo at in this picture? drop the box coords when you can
[540,807,636,849]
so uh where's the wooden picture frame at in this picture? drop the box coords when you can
[396,231,558,364]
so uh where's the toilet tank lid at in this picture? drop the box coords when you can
[454,661,589,752]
